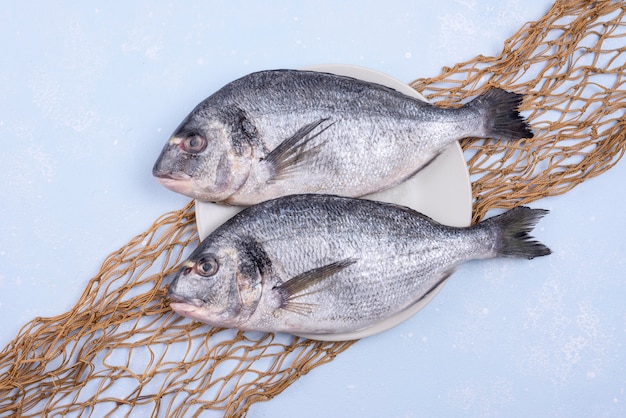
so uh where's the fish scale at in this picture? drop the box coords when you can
[166,194,550,339]
[153,69,533,204]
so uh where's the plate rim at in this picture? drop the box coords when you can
[194,64,472,341]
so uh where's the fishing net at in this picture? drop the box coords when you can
[1,0,624,416]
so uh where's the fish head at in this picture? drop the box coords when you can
[152,105,255,202]
[166,242,264,328]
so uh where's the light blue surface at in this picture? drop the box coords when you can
[1,1,625,417]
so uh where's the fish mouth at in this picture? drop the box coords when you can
[169,301,210,322]
[168,294,216,324]
[167,285,203,306]
[153,171,192,181]
[166,271,215,323]
[154,175,196,197]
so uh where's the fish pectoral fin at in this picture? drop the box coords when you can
[280,301,316,316]
[274,258,357,314]
[264,118,335,181]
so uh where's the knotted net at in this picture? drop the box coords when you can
[1,0,624,416]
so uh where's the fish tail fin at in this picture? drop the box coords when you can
[468,88,534,141]
[486,206,551,259]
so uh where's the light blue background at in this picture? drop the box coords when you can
[1,1,625,417]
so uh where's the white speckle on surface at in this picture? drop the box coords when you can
[434,0,530,62]
[30,74,63,120]
[3,2,624,417]
[121,29,163,60]
[448,383,477,410]
[455,0,477,9]
[29,72,99,133]
[67,108,99,132]
[520,278,614,387]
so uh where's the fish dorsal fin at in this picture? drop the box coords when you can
[264,118,335,181]
[273,258,357,315]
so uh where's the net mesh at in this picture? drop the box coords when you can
[410,0,625,222]
[1,0,624,416]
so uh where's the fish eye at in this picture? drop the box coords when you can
[181,134,207,154]
[194,256,219,277]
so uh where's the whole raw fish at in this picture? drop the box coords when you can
[166,194,550,339]
[153,70,533,204]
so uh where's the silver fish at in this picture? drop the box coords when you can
[166,194,550,339]
[153,70,533,205]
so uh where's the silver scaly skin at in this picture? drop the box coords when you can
[153,70,533,205]
[166,194,550,338]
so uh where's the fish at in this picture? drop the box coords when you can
[153,69,533,205]
[166,194,550,340]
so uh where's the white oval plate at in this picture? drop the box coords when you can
[195,64,472,340]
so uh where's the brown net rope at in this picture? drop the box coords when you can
[1,0,624,416]
[410,0,625,222]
